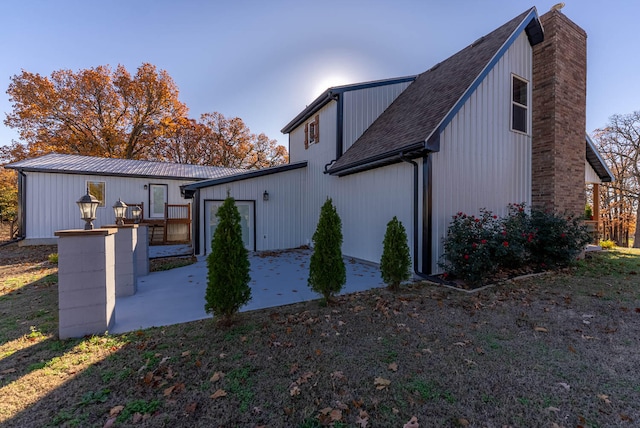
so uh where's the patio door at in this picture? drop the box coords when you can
[205,200,255,253]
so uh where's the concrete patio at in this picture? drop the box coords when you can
[111,248,384,334]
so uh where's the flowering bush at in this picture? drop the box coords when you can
[439,209,501,285]
[440,204,591,286]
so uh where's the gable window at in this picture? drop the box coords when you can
[87,181,105,207]
[304,114,320,149]
[511,75,528,133]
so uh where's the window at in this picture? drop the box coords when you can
[304,114,320,149]
[511,75,528,133]
[87,181,105,207]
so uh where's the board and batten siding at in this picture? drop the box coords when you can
[430,31,533,273]
[196,167,307,254]
[288,99,416,265]
[342,81,412,153]
[22,172,194,240]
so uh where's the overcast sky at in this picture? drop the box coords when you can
[1,0,638,154]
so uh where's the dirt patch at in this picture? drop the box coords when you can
[1,245,639,427]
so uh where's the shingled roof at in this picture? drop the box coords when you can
[328,7,543,176]
[5,153,244,180]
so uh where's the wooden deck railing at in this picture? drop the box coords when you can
[124,202,191,245]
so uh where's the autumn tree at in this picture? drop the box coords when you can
[153,112,288,169]
[593,111,640,247]
[0,168,17,222]
[3,63,187,162]
[308,198,346,303]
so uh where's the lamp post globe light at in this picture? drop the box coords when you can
[76,189,100,230]
[113,199,128,226]
[132,205,142,223]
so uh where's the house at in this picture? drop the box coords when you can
[7,7,613,275]
[181,6,613,275]
[5,153,243,245]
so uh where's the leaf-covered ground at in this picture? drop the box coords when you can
[1,237,639,427]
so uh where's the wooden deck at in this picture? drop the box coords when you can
[124,202,191,245]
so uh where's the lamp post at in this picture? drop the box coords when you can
[113,199,128,226]
[132,205,142,223]
[76,189,100,230]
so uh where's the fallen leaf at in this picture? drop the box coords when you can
[546,406,561,413]
[164,385,176,396]
[374,377,391,390]
[181,350,191,357]
[210,371,224,382]
[132,412,143,423]
[568,345,576,353]
[0,368,16,374]
[598,394,611,405]
[403,415,419,428]
[355,409,369,427]
[319,407,333,415]
[330,409,343,422]
[534,326,548,332]
[388,362,398,372]
[184,402,197,415]
[557,382,570,391]
[289,385,300,396]
[103,417,116,428]
[109,405,124,417]
[210,389,227,399]
[457,418,469,426]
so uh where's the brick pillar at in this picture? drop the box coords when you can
[532,10,586,218]
[136,224,150,276]
[103,224,138,297]
[55,228,117,339]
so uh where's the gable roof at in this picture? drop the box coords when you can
[281,76,417,134]
[327,7,543,176]
[586,135,614,183]
[5,153,244,181]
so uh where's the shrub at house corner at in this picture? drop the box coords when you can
[205,195,251,323]
[308,198,346,303]
[380,216,412,291]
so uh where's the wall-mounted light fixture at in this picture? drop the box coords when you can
[263,190,269,201]
[113,198,128,226]
[144,184,148,190]
[76,188,100,230]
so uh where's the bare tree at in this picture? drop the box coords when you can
[593,111,640,247]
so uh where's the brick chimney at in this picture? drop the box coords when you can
[531,9,587,217]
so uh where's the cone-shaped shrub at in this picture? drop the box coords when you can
[380,216,411,290]
[308,198,345,303]
[205,195,251,324]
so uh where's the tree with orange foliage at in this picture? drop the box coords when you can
[154,112,288,169]
[3,63,187,162]
[0,168,17,222]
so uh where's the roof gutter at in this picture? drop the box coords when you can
[329,142,426,176]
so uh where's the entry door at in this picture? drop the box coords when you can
[149,184,167,219]
[205,200,254,253]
